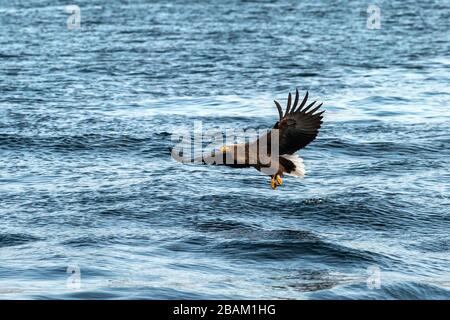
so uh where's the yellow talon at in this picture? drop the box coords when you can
[276,175,283,185]
[271,177,277,190]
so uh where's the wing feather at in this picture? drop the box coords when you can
[292,88,300,111]
[274,100,283,121]
[294,90,309,112]
[284,92,292,116]
[265,89,324,154]
[306,103,323,115]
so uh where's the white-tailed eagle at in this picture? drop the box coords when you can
[187,89,324,189]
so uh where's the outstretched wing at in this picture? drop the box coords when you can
[270,89,324,155]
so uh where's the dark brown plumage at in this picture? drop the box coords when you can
[271,88,324,155]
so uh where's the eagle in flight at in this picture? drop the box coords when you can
[185,89,324,189]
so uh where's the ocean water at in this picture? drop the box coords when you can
[0,0,449,299]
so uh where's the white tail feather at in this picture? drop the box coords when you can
[282,154,306,177]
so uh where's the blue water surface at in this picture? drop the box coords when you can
[0,0,449,299]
